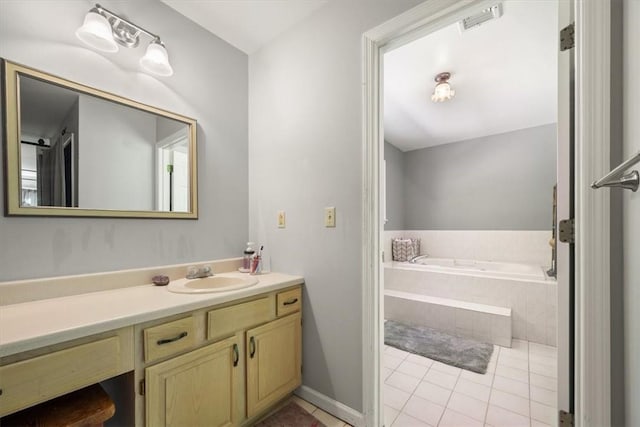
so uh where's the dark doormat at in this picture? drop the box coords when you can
[254,402,326,427]
[384,319,494,374]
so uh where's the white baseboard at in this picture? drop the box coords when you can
[294,385,365,427]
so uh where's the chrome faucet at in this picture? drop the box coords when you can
[186,264,213,279]
[409,254,429,264]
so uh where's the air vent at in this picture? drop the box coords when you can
[458,4,503,32]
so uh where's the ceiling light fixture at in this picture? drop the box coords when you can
[76,4,174,77]
[431,72,455,103]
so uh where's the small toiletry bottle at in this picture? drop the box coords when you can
[241,242,255,273]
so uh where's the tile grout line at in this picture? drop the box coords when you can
[529,343,533,427]
[482,345,500,425]
[385,348,412,427]
[385,353,402,427]
[388,352,439,427]
[527,341,533,427]
[434,367,462,426]
[393,351,426,426]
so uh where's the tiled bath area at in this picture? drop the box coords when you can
[383,231,552,267]
[385,289,512,347]
[382,231,559,425]
[384,230,557,347]
[383,339,558,427]
[384,266,556,346]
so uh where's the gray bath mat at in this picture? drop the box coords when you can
[384,320,493,374]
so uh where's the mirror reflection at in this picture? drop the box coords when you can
[19,75,190,212]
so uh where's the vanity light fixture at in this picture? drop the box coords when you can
[431,72,455,103]
[76,4,174,77]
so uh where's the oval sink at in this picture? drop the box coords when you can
[168,275,259,294]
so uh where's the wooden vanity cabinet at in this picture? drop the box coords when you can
[0,282,302,427]
[141,285,302,427]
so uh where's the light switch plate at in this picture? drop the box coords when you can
[277,211,286,228]
[324,207,336,227]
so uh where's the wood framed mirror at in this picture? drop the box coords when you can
[2,59,198,219]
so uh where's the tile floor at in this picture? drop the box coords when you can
[290,395,354,427]
[383,339,558,427]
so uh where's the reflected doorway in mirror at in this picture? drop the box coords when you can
[156,128,190,212]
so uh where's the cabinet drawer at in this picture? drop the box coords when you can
[144,317,195,363]
[276,287,301,317]
[208,296,273,341]
[0,329,132,417]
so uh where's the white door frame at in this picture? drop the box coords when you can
[155,128,189,211]
[361,1,612,426]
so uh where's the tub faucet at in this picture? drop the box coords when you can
[409,255,429,263]
[186,265,213,279]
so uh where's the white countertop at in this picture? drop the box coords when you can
[0,272,303,358]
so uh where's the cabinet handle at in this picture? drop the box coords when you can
[249,336,256,358]
[156,331,188,345]
[232,343,239,367]
[283,298,298,306]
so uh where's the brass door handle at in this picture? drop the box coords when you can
[232,343,239,367]
[249,336,256,358]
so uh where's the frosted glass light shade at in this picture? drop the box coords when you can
[140,41,174,76]
[431,82,455,102]
[75,11,118,53]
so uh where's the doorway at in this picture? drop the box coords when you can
[362,1,613,426]
[380,2,561,426]
[156,128,190,212]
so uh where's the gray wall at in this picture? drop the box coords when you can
[0,0,248,281]
[400,124,556,230]
[248,0,422,412]
[78,95,155,211]
[384,141,405,230]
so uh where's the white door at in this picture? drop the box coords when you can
[622,0,639,424]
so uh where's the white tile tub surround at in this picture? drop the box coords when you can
[383,230,552,267]
[385,290,512,347]
[385,264,557,346]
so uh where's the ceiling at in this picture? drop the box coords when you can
[20,76,78,139]
[384,1,558,152]
[161,0,330,54]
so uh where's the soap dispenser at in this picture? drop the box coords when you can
[240,242,255,273]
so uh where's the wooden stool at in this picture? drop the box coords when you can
[1,384,115,427]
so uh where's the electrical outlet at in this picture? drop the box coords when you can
[277,211,286,228]
[324,207,336,227]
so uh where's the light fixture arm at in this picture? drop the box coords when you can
[93,3,163,47]
[76,3,173,76]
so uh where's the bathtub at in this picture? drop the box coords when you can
[384,258,557,347]
[395,257,547,281]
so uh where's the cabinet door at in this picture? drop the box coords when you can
[246,312,302,417]
[146,336,241,427]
